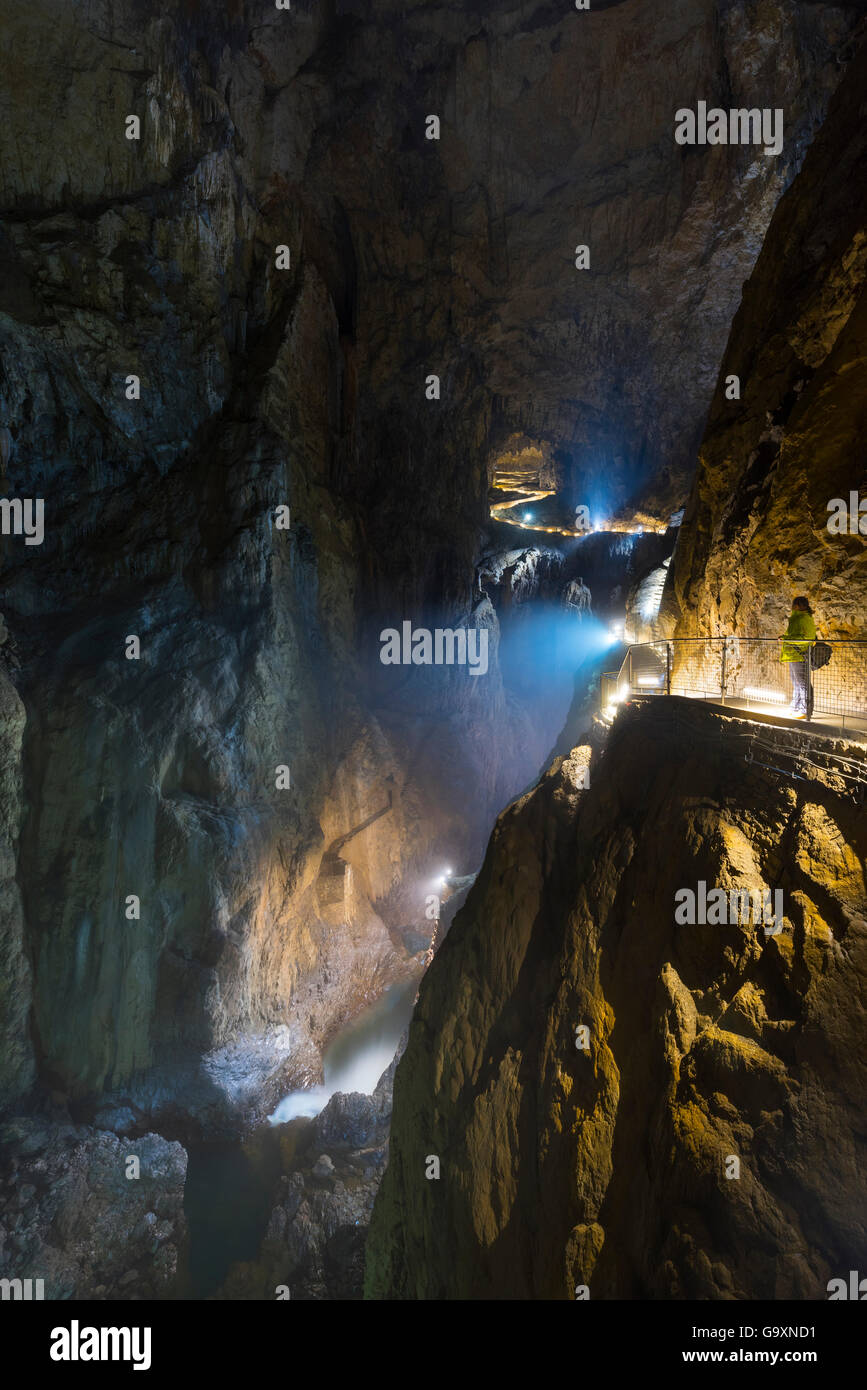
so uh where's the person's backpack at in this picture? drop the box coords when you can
[812,641,832,670]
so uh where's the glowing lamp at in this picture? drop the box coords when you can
[743,687,787,704]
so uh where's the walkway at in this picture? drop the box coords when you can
[602,638,867,740]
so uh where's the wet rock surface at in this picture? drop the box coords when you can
[0,662,33,1111]
[213,1052,400,1300]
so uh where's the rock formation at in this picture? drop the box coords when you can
[665,32,867,641]
[366,701,867,1298]
[0,0,857,1122]
[366,28,867,1301]
[1,0,864,1300]
[213,1048,401,1300]
[0,1115,186,1299]
[0,661,34,1112]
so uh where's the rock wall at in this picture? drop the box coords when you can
[0,1,511,1117]
[366,28,867,1301]
[366,700,867,1298]
[214,1052,400,1301]
[665,30,867,640]
[0,0,860,1127]
[0,655,34,1111]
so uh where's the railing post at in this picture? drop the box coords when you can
[720,638,727,705]
[666,641,672,696]
[806,645,813,722]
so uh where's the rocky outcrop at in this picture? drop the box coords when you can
[0,0,862,1210]
[0,0,859,1123]
[0,1115,186,1299]
[214,1051,400,1300]
[665,32,867,641]
[625,556,671,642]
[365,698,867,1298]
[366,35,867,1297]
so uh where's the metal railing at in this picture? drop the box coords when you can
[603,638,867,729]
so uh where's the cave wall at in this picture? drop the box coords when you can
[0,0,506,1113]
[0,0,859,1121]
[366,700,867,1298]
[366,28,867,1300]
[665,30,867,639]
[0,659,34,1111]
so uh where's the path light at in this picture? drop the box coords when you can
[743,686,787,704]
[523,511,533,522]
[602,681,631,720]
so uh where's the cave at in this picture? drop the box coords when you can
[1,0,866,1343]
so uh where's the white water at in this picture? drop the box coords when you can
[267,977,419,1124]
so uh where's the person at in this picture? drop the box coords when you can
[780,596,817,718]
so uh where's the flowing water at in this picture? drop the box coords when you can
[181,975,420,1296]
[181,1128,284,1298]
[268,974,420,1123]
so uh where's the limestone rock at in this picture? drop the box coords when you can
[212,1041,403,1299]
[0,0,859,1131]
[0,664,34,1110]
[665,35,867,642]
[366,701,867,1298]
[0,1116,186,1299]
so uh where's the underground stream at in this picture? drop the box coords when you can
[180,977,420,1297]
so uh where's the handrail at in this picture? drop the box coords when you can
[606,638,867,730]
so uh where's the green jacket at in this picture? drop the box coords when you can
[780,609,817,662]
